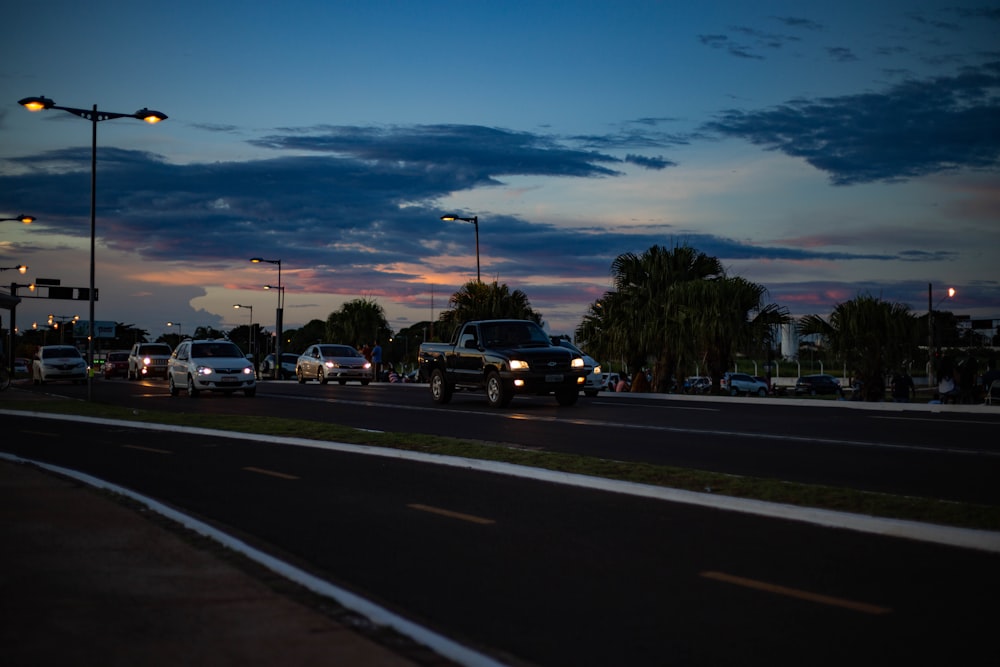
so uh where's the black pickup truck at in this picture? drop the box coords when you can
[418,319,587,407]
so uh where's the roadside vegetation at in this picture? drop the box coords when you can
[10,398,999,532]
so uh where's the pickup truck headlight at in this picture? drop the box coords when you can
[509,360,530,371]
[571,357,585,368]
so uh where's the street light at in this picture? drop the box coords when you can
[166,321,183,338]
[440,214,480,282]
[252,257,284,369]
[0,265,28,274]
[20,96,167,401]
[233,304,254,360]
[0,215,35,224]
[5,282,35,378]
[927,284,956,386]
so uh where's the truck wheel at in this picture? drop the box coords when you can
[555,388,579,406]
[430,369,453,404]
[486,372,512,408]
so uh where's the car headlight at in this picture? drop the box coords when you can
[509,359,530,371]
[142,356,152,366]
[324,361,338,369]
[242,367,254,375]
[363,362,372,369]
[571,357,585,368]
[593,364,601,374]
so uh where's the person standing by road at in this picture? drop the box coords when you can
[890,369,915,403]
[371,340,382,382]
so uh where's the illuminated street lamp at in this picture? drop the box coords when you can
[251,257,284,369]
[0,265,28,274]
[927,284,956,386]
[0,215,36,224]
[166,321,183,338]
[233,304,254,360]
[440,214,480,282]
[20,95,167,401]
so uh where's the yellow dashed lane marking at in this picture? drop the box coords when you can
[408,503,496,525]
[700,571,892,615]
[243,466,300,480]
[122,445,172,455]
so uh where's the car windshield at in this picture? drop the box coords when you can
[191,342,244,359]
[319,345,359,357]
[42,347,80,359]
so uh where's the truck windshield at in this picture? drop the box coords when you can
[479,322,549,348]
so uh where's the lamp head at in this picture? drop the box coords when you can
[18,96,55,112]
[135,108,167,124]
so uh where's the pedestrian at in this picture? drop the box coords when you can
[371,340,382,381]
[890,369,915,403]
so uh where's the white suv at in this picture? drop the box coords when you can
[722,372,769,397]
[128,342,173,380]
[168,339,256,397]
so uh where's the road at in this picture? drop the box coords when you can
[4,379,1000,665]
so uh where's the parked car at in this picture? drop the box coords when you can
[551,337,602,397]
[32,345,88,384]
[722,372,769,397]
[795,374,843,396]
[14,357,30,376]
[259,352,298,380]
[128,342,173,380]
[167,339,256,397]
[103,351,130,379]
[684,376,711,394]
[296,344,373,385]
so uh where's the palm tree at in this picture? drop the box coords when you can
[326,297,389,348]
[678,277,789,391]
[578,244,724,391]
[436,280,541,342]
[798,294,919,401]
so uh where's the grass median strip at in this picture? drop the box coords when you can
[9,399,1000,532]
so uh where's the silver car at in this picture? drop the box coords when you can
[296,344,373,385]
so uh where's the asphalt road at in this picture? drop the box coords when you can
[4,379,1000,665]
[19,377,1000,505]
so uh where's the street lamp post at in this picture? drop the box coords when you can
[0,215,36,224]
[252,257,283,371]
[927,283,956,387]
[233,304,254,361]
[440,214,480,282]
[20,96,166,401]
[6,282,35,378]
[166,321,183,339]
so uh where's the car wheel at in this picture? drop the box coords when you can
[757,387,767,397]
[296,367,306,384]
[318,369,328,385]
[486,371,512,408]
[555,388,579,406]
[429,369,453,404]
[168,375,179,397]
[187,375,200,398]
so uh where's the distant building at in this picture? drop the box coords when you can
[781,322,799,360]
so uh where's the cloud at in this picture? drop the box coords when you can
[703,61,1000,184]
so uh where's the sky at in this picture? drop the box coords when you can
[1,0,999,345]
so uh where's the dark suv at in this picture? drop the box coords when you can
[794,374,843,396]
